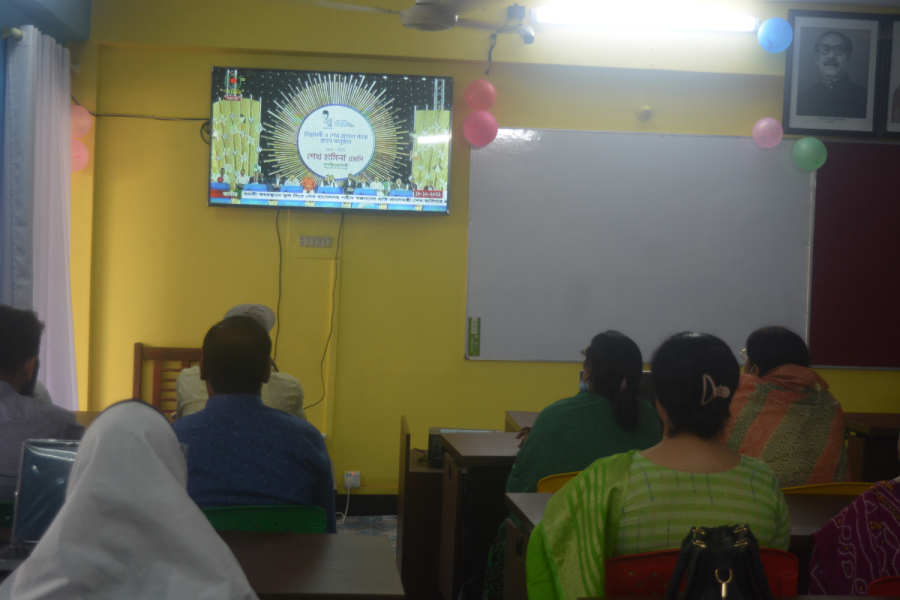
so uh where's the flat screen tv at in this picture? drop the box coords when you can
[208,67,453,214]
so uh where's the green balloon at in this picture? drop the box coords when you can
[792,137,827,171]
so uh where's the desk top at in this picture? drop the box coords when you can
[220,531,405,599]
[784,493,854,549]
[504,492,855,549]
[505,411,539,433]
[843,412,900,437]
[439,432,520,467]
[506,493,552,533]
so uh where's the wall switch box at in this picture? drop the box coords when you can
[298,235,332,248]
[343,471,360,489]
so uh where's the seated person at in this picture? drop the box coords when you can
[172,316,336,532]
[723,326,848,487]
[809,434,900,595]
[527,332,789,600]
[300,176,315,192]
[484,331,663,600]
[176,303,305,420]
[0,400,257,599]
[0,305,83,502]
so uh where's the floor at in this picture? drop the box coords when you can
[337,515,397,557]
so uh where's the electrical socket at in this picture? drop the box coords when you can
[343,471,360,489]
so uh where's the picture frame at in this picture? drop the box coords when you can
[783,10,884,138]
[881,16,900,138]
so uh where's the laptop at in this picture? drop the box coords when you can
[0,440,79,574]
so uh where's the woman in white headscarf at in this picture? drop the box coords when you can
[175,304,306,420]
[0,401,259,600]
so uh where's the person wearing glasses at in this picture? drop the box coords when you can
[482,331,662,600]
[796,30,868,119]
[722,326,849,487]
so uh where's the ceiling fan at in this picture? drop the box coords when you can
[266,0,499,32]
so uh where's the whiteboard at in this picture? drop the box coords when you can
[466,129,815,362]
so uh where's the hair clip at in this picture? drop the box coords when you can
[619,378,628,393]
[701,374,731,406]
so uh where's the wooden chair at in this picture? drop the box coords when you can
[605,547,798,596]
[782,482,874,495]
[536,471,580,493]
[132,343,201,418]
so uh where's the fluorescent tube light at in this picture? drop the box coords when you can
[532,2,759,32]
[417,134,451,144]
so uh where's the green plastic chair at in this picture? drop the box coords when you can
[202,505,327,533]
[0,501,13,528]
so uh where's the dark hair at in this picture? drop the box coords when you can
[815,30,853,57]
[650,332,739,440]
[0,305,44,376]
[202,316,271,394]
[583,330,644,431]
[745,326,810,376]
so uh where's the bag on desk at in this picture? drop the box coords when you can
[664,525,773,600]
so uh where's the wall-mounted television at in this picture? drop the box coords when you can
[208,67,453,214]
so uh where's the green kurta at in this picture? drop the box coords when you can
[506,391,662,494]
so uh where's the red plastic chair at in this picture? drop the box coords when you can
[867,575,900,596]
[605,547,798,596]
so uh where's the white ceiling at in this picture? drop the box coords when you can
[765,0,900,5]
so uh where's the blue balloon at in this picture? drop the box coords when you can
[758,18,793,53]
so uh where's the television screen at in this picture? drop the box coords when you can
[208,67,452,214]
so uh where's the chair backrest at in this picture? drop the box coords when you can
[867,575,900,596]
[537,471,580,493]
[782,482,874,495]
[605,547,798,597]
[0,501,13,529]
[133,343,202,418]
[397,415,411,570]
[202,505,327,533]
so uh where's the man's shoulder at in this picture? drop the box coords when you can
[0,390,79,428]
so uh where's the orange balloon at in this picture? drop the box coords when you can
[464,80,497,111]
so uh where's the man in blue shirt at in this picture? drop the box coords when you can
[172,316,336,532]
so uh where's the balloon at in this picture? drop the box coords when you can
[792,137,827,171]
[463,111,499,146]
[464,79,497,111]
[758,18,793,53]
[751,118,783,149]
[70,105,93,139]
[71,139,89,172]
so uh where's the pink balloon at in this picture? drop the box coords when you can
[464,79,497,111]
[71,105,93,139]
[71,139,89,172]
[463,111,498,147]
[752,117,783,149]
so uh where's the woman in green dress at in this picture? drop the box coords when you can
[526,332,790,600]
[483,330,662,599]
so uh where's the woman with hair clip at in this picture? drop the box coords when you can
[483,331,662,600]
[526,333,790,600]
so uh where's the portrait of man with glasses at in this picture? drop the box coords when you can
[796,30,868,119]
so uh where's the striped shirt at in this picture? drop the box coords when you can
[615,453,790,555]
[0,380,84,501]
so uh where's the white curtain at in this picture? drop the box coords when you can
[1,26,77,410]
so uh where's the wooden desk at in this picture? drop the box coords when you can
[843,413,900,483]
[505,492,551,534]
[397,448,442,600]
[504,411,538,433]
[220,531,405,599]
[438,432,519,600]
[784,494,854,549]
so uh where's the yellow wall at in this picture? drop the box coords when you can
[78,2,900,493]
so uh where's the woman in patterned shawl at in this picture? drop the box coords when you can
[723,326,849,487]
[526,333,789,600]
[809,455,900,594]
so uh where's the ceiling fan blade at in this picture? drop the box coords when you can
[266,0,398,15]
[456,17,501,30]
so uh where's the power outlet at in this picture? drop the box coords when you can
[343,471,360,489]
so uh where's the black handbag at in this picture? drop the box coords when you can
[663,525,774,600]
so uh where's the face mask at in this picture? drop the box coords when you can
[578,379,590,393]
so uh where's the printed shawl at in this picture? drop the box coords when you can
[809,480,900,595]
[526,451,633,600]
[723,366,848,487]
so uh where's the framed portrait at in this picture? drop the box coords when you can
[784,10,883,137]
[882,16,900,138]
